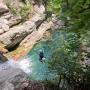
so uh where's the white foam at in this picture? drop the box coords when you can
[0,57,33,74]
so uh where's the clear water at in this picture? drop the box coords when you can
[26,30,66,81]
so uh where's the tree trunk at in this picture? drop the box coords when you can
[57,75,61,90]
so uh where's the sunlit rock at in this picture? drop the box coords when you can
[0,2,9,15]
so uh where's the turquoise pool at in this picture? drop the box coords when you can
[26,30,66,80]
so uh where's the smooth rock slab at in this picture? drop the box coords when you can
[0,66,28,90]
[0,14,44,49]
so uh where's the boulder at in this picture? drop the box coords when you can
[0,67,28,90]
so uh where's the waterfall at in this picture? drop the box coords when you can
[0,56,33,74]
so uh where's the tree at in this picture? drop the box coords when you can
[47,0,90,89]
[48,33,87,90]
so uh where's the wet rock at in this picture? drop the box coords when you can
[0,53,8,63]
[0,67,28,90]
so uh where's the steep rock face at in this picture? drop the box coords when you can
[10,19,63,60]
[20,21,53,46]
[0,0,63,60]
[0,11,22,30]
[0,14,45,49]
[0,0,46,50]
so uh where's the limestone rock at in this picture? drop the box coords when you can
[0,29,4,34]
[0,14,44,49]
[0,18,9,34]
[0,12,22,29]
[34,4,45,14]
[0,3,9,15]
[0,12,12,20]
[0,43,8,53]
[8,15,22,27]
[11,21,53,60]
[20,21,53,46]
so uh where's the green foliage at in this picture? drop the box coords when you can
[47,0,61,14]
[18,4,32,19]
[48,33,80,74]
[48,0,90,34]
[46,0,90,89]
[47,33,90,89]
[61,0,90,34]
[6,1,32,19]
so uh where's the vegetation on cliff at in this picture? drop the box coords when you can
[46,0,90,90]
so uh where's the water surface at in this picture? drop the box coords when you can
[27,31,65,80]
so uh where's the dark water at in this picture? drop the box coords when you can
[27,31,66,80]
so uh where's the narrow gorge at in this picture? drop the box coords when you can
[0,0,90,90]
